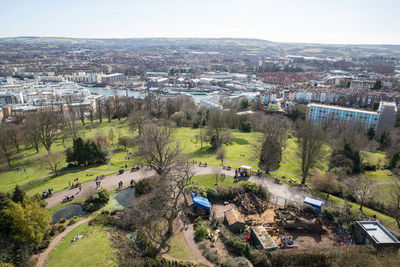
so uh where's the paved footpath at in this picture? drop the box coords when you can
[46,165,235,208]
[46,164,315,208]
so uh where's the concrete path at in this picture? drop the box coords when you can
[45,169,154,208]
[45,164,312,209]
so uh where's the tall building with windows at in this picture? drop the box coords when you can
[306,101,397,131]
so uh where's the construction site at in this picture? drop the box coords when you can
[212,192,346,252]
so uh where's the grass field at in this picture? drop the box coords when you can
[166,232,196,261]
[192,174,236,187]
[46,223,117,267]
[1,121,399,230]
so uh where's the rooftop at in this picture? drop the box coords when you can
[358,221,399,244]
[308,103,379,115]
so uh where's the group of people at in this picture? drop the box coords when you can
[63,195,75,202]
[118,180,123,188]
[199,162,207,167]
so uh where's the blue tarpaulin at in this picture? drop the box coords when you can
[191,193,211,210]
[304,197,324,211]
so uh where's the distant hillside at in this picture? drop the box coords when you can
[1,36,400,57]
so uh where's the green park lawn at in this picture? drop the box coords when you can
[46,222,117,267]
[166,232,196,261]
[192,174,235,187]
[1,121,400,231]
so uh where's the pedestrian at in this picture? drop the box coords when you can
[125,163,127,168]
[98,181,101,188]
[130,179,134,187]
[79,184,82,191]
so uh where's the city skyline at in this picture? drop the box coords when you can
[1,0,400,45]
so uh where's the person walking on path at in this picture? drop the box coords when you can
[79,184,82,192]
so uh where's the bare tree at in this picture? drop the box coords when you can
[2,123,22,153]
[389,182,400,228]
[78,105,86,125]
[253,116,289,174]
[108,128,114,145]
[88,105,94,124]
[104,99,114,123]
[213,167,225,185]
[124,162,193,253]
[296,121,326,184]
[96,99,103,123]
[41,152,65,176]
[34,110,63,153]
[0,126,17,168]
[348,176,374,212]
[118,136,132,150]
[137,123,181,175]
[128,110,149,136]
[63,111,80,143]
[311,172,339,199]
[216,146,226,166]
[23,115,42,153]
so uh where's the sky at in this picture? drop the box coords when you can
[0,0,399,44]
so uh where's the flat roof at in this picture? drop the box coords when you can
[308,103,379,115]
[358,221,399,244]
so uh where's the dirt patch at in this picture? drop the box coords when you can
[282,227,341,249]
[213,204,236,219]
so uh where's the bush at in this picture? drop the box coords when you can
[303,206,317,217]
[135,178,152,196]
[221,257,252,267]
[194,226,208,242]
[192,182,269,202]
[224,236,250,258]
[362,163,376,171]
[58,218,66,224]
[203,248,220,264]
[322,208,335,221]
[89,213,120,227]
[68,219,76,226]
[57,225,66,232]
[83,189,110,212]
[249,251,270,267]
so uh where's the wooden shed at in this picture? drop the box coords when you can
[224,208,245,233]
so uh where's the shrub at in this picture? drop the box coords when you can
[303,206,317,217]
[361,163,376,171]
[135,178,152,196]
[225,236,250,258]
[68,219,76,226]
[57,225,66,232]
[249,251,270,267]
[83,189,110,212]
[322,208,335,221]
[203,248,220,264]
[221,257,252,267]
[58,218,66,224]
[194,226,208,242]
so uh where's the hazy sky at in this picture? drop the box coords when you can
[1,0,399,44]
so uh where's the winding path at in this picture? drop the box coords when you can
[35,217,93,267]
